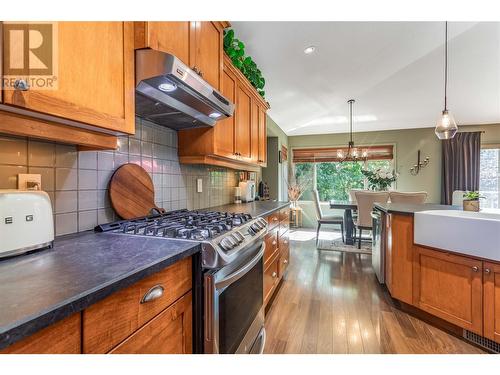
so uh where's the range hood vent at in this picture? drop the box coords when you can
[135,50,234,130]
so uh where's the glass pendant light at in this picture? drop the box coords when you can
[435,21,458,140]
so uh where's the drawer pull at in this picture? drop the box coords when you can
[485,268,491,274]
[141,285,164,303]
[273,217,278,221]
[14,79,30,91]
[284,240,288,244]
[272,272,277,278]
[283,259,288,264]
[272,240,277,245]
[472,266,479,272]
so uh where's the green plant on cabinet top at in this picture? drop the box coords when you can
[223,29,266,98]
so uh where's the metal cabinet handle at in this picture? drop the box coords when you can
[140,285,164,303]
[272,271,277,278]
[273,217,278,221]
[485,268,491,274]
[272,240,277,245]
[283,259,288,264]
[472,266,479,272]
[14,79,30,91]
[284,240,288,244]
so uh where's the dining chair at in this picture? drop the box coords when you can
[313,189,344,246]
[353,191,390,249]
[348,188,367,203]
[389,191,427,204]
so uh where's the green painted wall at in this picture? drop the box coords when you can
[289,123,500,205]
[262,115,289,201]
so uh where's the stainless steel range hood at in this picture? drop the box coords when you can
[135,50,234,130]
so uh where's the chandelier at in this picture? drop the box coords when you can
[337,99,368,162]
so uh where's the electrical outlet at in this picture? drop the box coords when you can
[18,174,42,191]
[197,178,203,193]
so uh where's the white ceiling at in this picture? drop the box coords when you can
[231,22,500,136]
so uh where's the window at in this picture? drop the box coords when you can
[480,147,500,209]
[294,158,394,202]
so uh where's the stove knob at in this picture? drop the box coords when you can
[233,232,245,243]
[227,235,239,247]
[220,238,234,251]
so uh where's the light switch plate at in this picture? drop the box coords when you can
[18,174,42,191]
[197,178,203,193]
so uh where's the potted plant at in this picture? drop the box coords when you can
[462,191,483,212]
[361,168,399,191]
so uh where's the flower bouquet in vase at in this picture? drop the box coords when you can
[362,168,399,191]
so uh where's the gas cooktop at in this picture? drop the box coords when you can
[96,209,268,269]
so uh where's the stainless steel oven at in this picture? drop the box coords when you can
[204,240,266,354]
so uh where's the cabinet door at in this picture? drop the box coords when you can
[250,101,259,163]
[193,22,223,90]
[234,85,252,160]
[484,262,500,343]
[264,255,280,307]
[258,106,267,165]
[110,292,192,354]
[143,22,193,66]
[413,246,483,334]
[213,68,235,158]
[2,22,134,134]
[278,233,290,278]
[0,314,81,354]
[386,214,413,304]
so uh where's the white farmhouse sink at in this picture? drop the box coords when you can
[414,210,500,261]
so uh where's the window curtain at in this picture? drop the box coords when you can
[441,132,482,205]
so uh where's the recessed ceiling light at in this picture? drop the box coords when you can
[303,46,316,55]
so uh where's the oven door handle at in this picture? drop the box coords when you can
[215,242,265,290]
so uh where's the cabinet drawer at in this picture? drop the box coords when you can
[109,291,192,354]
[279,236,290,278]
[279,208,290,224]
[264,228,279,266]
[0,313,81,354]
[264,255,280,306]
[83,257,192,353]
[267,212,280,229]
[279,220,290,237]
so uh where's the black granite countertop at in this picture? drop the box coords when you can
[374,202,462,215]
[206,200,290,218]
[0,231,199,350]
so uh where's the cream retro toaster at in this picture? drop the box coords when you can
[0,190,54,258]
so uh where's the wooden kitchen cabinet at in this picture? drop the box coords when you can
[413,245,483,334]
[2,22,135,135]
[178,54,269,171]
[385,213,414,304]
[264,253,280,307]
[83,257,192,354]
[0,313,81,354]
[134,22,193,64]
[483,262,500,343]
[134,21,224,91]
[109,292,192,354]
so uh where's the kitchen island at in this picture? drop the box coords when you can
[377,203,500,350]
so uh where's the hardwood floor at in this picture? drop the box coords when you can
[264,230,484,354]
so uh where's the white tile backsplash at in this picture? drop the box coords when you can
[0,117,241,236]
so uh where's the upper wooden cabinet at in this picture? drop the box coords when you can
[178,54,269,171]
[134,21,224,91]
[1,22,135,136]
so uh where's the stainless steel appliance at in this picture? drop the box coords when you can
[371,209,385,283]
[0,190,54,258]
[96,209,268,354]
[135,50,234,130]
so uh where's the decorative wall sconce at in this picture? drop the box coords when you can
[410,150,430,175]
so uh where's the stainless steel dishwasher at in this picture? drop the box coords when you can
[371,209,385,284]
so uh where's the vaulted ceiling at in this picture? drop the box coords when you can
[231,22,500,135]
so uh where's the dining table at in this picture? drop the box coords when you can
[329,200,357,245]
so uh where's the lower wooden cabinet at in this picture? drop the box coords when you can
[483,262,500,343]
[264,254,280,306]
[110,292,192,354]
[83,257,192,353]
[0,314,81,354]
[279,233,290,278]
[412,246,483,334]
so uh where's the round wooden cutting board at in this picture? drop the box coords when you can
[109,163,164,219]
